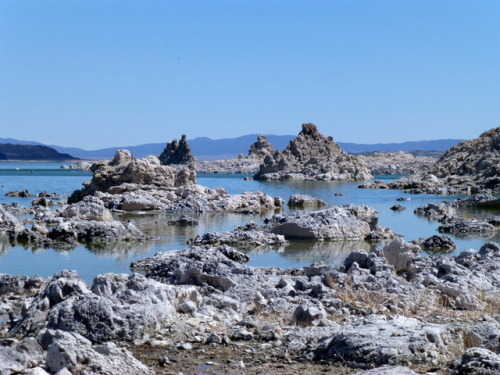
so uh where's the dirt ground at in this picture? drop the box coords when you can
[131,343,356,375]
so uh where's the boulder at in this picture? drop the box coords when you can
[168,215,199,225]
[265,204,397,240]
[0,205,25,233]
[287,194,327,208]
[449,348,500,375]
[381,238,420,273]
[59,196,113,222]
[41,329,153,375]
[412,235,457,252]
[315,315,462,370]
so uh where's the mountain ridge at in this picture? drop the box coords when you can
[0,136,464,161]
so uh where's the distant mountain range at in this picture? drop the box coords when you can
[0,143,78,161]
[0,135,463,161]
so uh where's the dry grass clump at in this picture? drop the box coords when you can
[324,272,500,321]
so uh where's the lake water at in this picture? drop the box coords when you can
[1,162,499,284]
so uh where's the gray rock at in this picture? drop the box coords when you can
[189,224,287,248]
[41,329,153,374]
[5,190,33,198]
[315,315,461,370]
[254,123,372,181]
[358,151,436,175]
[450,347,500,375]
[414,202,456,222]
[381,238,420,273]
[352,366,421,375]
[266,204,397,240]
[291,303,326,327]
[288,194,327,208]
[46,273,176,344]
[248,135,274,158]
[47,220,148,244]
[168,215,199,225]
[0,205,25,233]
[438,218,496,236]
[59,196,113,222]
[412,235,457,252]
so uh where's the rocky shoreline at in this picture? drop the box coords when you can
[1,239,499,374]
[1,126,499,374]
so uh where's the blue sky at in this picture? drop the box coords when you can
[1,0,499,150]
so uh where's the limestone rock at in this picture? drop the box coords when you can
[449,347,500,375]
[373,127,500,194]
[59,196,113,222]
[358,151,436,175]
[41,329,153,375]
[248,135,274,158]
[315,315,462,370]
[265,204,397,241]
[254,123,372,181]
[68,150,194,202]
[381,238,420,273]
[0,205,25,233]
[159,134,195,165]
[432,127,499,184]
[287,194,327,208]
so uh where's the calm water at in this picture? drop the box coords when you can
[1,163,498,283]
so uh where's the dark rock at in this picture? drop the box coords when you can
[168,215,199,226]
[438,218,496,236]
[5,190,33,198]
[159,134,195,165]
[412,235,457,252]
[390,204,406,211]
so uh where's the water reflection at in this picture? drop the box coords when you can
[84,241,152,262]
[244,239,383,266]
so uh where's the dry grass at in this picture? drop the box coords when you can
[324,272,500,322]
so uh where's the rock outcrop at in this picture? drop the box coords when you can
[359,127,500,194]
[68,150,283,213]
[159,134,195,165]
[254,123,372,181]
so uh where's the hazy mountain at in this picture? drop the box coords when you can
[0,143,78,161]
[0,136,464,161]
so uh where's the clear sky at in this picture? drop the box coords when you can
[1,0,499,150]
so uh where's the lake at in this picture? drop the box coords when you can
[1,162,498,284]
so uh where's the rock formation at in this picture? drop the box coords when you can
[254,123,372,181]
[248,135,274,158]
[431,126,499,184]
[358,151,436,175]
[360,127,500,194]
[68,150,283,213]
[159,134,195,165]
